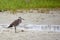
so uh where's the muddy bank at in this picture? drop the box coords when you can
[0,10,60,25]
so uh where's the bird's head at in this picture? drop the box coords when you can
[18,17,24,20]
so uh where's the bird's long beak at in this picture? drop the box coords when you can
[21,18,24,20]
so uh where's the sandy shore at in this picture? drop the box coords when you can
[0,30,60,40]
[0,10,60,40]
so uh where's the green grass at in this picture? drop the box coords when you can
[0,0,60,11]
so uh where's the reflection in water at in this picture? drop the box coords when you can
[0,24,60,32]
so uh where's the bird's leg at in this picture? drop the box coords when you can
[15,26,17,33]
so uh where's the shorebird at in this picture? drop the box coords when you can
[8,17,24,33]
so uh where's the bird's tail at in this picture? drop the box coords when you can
[8,24,13,28]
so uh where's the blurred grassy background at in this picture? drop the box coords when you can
[0,0,60,11]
